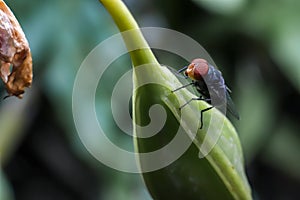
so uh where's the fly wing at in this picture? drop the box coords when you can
[225,89,240,120]
[208,64,240,120]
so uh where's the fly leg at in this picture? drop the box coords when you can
[179,98,196,110]
[179,97,213,129]
[179,97,211,110]
[199,106,213,129]
[172,82,194,92]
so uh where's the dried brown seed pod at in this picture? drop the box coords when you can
[0,0,32,98]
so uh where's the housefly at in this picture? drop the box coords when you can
[172,58,239,129]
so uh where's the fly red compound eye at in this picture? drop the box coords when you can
[192,61,209,79]
[173,58,239,129]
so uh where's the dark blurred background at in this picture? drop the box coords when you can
[0,0,300,199]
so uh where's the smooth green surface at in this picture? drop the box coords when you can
[134,84,233,199]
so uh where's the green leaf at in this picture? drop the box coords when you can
[0,94,33,165]
[192,0,246,15]
[0,168,13,200]
[99,0,252,199]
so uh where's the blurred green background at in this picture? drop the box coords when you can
[0,0,300,199]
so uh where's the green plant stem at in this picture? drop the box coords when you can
[99,0,158,67]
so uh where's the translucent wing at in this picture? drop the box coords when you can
[209,64,240,120]
[225,89,240,120]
